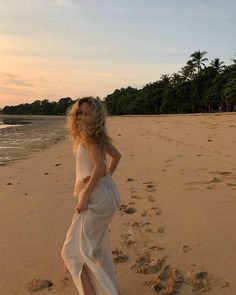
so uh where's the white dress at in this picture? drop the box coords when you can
[61,143,121,295]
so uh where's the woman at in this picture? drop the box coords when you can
[61,97,122,295]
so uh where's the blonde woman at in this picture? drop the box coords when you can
[61,97,122,295]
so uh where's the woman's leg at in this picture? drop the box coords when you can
[61,212,96,294]
[81,263,96,295]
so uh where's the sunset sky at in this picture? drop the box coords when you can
[0,0,235,108]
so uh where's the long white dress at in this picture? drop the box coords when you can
[61,143,121,295]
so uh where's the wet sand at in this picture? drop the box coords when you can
[0,113,236,294]
[0,115,67,166]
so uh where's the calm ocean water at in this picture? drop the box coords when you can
[0,115,67,166]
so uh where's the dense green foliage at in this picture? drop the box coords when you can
[105,51,236,114]
[1,50,236,115]
[1,97,73,115]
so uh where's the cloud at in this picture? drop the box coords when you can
[0,73,34,87]
[0,86,34,96]
[2,73,18,79]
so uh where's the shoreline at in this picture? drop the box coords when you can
[0,115,67,167]
[1,110,236,118]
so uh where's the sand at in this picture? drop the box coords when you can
[0,113,236,295]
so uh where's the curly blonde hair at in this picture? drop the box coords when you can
[66,96,113,155]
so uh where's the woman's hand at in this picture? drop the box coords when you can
[76,191,89,214]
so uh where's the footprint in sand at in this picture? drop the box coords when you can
[112,248,129,263]
[119,204,128,210]
[60,267,71,286]
[120,232,131,241]
[140,210,148,217]
[145,228,155,233]
[146,185,157,192]
[209,171,232,176]
[144,265,184,294]
[182,245,191,253]
[121,238,136,247]
[148,195,155,202]
[26,278,54,292]
[130,251,167,274]
[143,181,157,192]
[129,187,137,193]
[151,206,162,215]
[208,171,236,189]
[157,226,165,233]
[131,221,150,227]
[225,182,236,189]
[155,209,162,215]
[128,201,136,205]
[206,185,215,190]
[221,281,230,288]
[60,275,70,286]
[164,159,173,163]
[185,267,212,292]
[131,194,142,199]
[185,177,225,191]
[186,177,223,186]
[148,245,164,251]
[210,177,223,184]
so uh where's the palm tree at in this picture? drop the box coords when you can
[231,52,236,64]
[171,73,184,85]
[209,58,225,73]
[190,50,208,73]
[178,60,196,80]
[186,60,197,78]
[159,74,171,85]
[178,66,191,81]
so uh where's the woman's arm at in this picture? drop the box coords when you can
[80,141,121,200]
[105,143,121,176]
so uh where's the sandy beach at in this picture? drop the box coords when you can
[1,113,236,295]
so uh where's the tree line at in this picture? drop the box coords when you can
[1,50,236,115]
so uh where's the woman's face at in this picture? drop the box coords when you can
[76,102,91,119]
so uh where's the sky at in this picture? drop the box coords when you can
[0,0,235,108]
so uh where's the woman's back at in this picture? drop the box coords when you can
[76,144,93,180]
[73,143,93,197]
